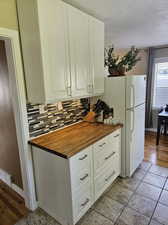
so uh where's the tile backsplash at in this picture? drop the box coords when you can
[27,99,89,138]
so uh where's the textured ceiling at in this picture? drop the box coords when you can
[63,0,168,48]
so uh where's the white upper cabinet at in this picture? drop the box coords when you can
[89,17,105,95]
[38,0,71,101]
[17,0,71,103]
[67,5,90,98]
[17,0,104,104]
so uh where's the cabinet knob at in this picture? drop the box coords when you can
[104,152,115,161]
[105,171,115,182]
[79,154,88,161]
[80,173,89,181]
[99,142,106,147]
[81,198,89,207]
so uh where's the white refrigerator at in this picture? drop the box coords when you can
[104,75,146,177]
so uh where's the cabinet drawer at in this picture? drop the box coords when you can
[69,146,92,174]
[94,163,118,201]
[71,166,91,191]
[93,131,120,174]
[94,149,117,175]
[73,182,92,223]
[107,130,121,149]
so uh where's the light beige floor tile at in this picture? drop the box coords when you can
[94,196,124,223]
[115,207,150,225]
[159,190,168,206]
[164,180,168,190]
[139,161,152,171]
[132,168,146,180]
[136,182,162,201]
[106,183,133,205]
[15,208,59,225]
[128,193,157,217]
[153,203,168,225]
[149,220,162,225]
[117,177,141,191]
[78,210,114,225]
[143,172,166,188]
[150,165,168,178]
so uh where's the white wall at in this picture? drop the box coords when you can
[114,48,149,75]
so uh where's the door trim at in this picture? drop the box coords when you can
[0,27,37,210]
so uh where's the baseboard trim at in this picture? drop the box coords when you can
[0,168,24,198]
[0,169,12,186]
[145,128,157,132]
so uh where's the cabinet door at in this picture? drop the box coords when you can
[89,17,104,95]
[38,0,71,102]
[67,5,90,97]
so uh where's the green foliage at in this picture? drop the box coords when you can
[105,46,141,74]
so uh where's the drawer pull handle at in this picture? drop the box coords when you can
[99,142,106,147]
[79,154,88,161]
[105,171,116,182]
[114,134,120,138]
[105,152,116,160]
[80,173,89,181]
[81,198,90,207]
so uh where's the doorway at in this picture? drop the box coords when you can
[0,40,23,190]
[0,27,38,224]
[0,40,29,224]
[145,56,168,167]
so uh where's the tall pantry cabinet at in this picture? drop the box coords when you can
[17,0,105,104]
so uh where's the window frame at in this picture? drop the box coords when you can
[153,57,168,108]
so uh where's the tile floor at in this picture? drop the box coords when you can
[16,161,168,225]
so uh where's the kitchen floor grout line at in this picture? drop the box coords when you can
[113,173,146,225]
[113,163,153,224]
[93,178,139,224]
[92,163,167,225]
[93,208,119,224]
[113,163,163,225]
[147,176,168,225]
[89,163,167,225]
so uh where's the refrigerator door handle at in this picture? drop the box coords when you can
[130,84,135,108]
[130,108,135,134]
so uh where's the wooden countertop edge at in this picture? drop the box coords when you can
[29,123,123,159]
[29,142,68,159]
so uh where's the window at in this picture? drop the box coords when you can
[153,59,168,108]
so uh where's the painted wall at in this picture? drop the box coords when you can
[114,48,149,75]
[0,0,18,30]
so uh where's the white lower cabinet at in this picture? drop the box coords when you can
[72,182,93,224]
[94,163,118,201]
[32,129,121,225]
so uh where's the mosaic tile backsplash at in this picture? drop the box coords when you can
[27,99,89,138]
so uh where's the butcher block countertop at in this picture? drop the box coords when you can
[29,122,123,159]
